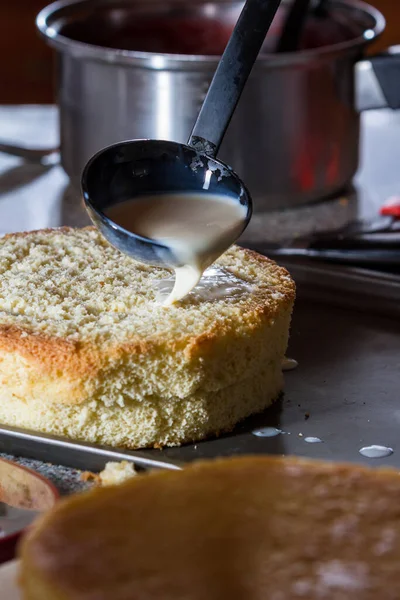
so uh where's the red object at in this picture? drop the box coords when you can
[0,459,59,564]
[60,15,234,56]
[380,197,400,218]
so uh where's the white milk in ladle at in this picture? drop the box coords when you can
[106,193,247,305]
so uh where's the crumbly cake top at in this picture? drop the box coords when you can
[0,227,294,344]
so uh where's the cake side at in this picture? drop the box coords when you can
[0,360,283,448]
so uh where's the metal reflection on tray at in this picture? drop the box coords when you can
[246,214,400,269]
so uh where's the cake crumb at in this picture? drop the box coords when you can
[99,461,137,486]
[81,461,137,487]
[80,471,101,484]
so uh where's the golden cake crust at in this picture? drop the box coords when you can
[0,227,295,405]
[0,227,294,447]
[19,456,400,600]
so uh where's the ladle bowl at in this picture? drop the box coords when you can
[82,139,252,269]
[81,0,282,268]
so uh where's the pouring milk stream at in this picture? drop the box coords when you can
[106,192,247,305]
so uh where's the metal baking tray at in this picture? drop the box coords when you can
[0,260,399,472]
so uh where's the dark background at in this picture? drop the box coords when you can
[2,0,400,104]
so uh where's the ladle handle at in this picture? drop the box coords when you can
[276,0,312,53]
[188,0,282,157]
[313,0,329,18]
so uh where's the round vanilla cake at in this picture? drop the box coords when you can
[0,227,295,447]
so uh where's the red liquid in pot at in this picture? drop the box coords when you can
[58,5,364,56]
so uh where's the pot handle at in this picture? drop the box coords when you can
[356,46,400,112]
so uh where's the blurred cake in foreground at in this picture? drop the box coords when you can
[20,455,400,599]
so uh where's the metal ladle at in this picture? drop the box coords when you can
[314,0,329,18]
[276,0,312,53]
[276,0,330,54]
[81,0,282,269]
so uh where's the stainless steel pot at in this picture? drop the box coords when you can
[37,0,400,211]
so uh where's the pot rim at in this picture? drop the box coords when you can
[37,0,386,69]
